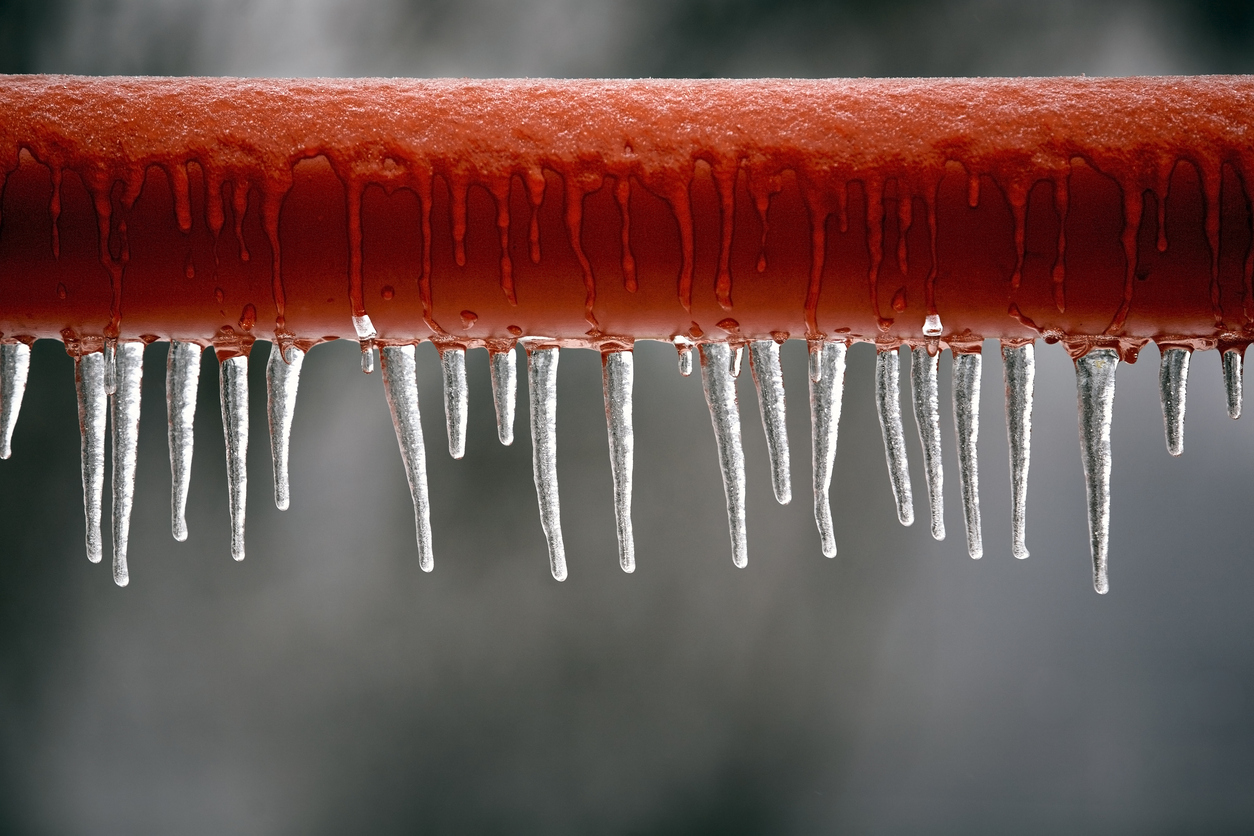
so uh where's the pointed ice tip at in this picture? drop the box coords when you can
[1222,349,1242,420]
[1159,347,1189,457]
[220,355,249,565]
[910,347,945,541]
[953,351,984,560]
[749,341,791,507]
[528,347,568,581]
[809,341,847,560]
[167,340,203,541]
[603,350,636,574]
[1002,342,1035,563]
[267,343,305,512]
[0,342,31,460]
[381,345,435,572]
[490,349,517,446]
[875,349,914,528]
[700,343,749,569]
[441,347,468,460]
[1075,349,1118,598]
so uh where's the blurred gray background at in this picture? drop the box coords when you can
[2,1,1254,833]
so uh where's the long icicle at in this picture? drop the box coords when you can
[1159,347,1190,456]
[910,346,945,541]
[700,342,748,568]
[75,351,107,564]
[111,342,145,587]
[528,346,567,581]
[266,343,305,510]
[953,350,984,559]
[1222,349,1242,419]
[1002,342,1035,559]
[490,347,516,445]
[602,350,635,573]
[441,346,468,459]
[166,341,203,541]
[875,348,914,526]
[0,342,31,459]
[749,340,791,505]
[809,340,847,557]
[1075,348,1119,595]
[380,345,434,571]
[219,354,249,562]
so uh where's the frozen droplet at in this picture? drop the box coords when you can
[1158,347,1189,457]
[351,314,377,341]
[699,343,748,568]
[923,313,943,337]
[602,350,635,573]
[266,343,304,510]
[809,341,847,557]
[909,347,945,541]
[441,347,468,459]
[103,339,117,395]
[875,348,914,526]
[673,337,693,377]
[808,339,823,383]
[490,348,516,446]
[360,344,374,374]
[0,342,31,459]
[219,355,248,562]
[75,351,107,564]
[1222,349,1241,420]
[749,340,791,505]
[380,345,434,571]
[731,345,744,378]
[1002,343,1034,560]
[953,351,983,559]
[528,347,567,581]
[1075,349,1119,595]
[166,341,203,541]
[111,342,145,587]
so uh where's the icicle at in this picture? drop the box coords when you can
[602,350,635,573]
[1158,347,1190,457]
[0,342,31,459]
[360,345,374,374]
[380,345,434,571]
[809,341,847,557]
[103,339,117,395]
[953,351,983,559]
[749,340,791,505]
[1002,343,1034,560]
[441,347,468,459]
[1223,349,1242,420]
[266,342,304,510]
[490,348,516,446]
[111,342,144,587]
[166,341,203,541]
[674,337,694,377]
[1075,349,1119,595]
[909,347,945,541]
[731,345,744,378]
[219,355,248,562]
[75,351,107,564]
[875,349,914,526]
[528,347,567,580]
[699,343,748,567]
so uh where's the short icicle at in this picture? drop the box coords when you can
[1002,343,1035,559]
[380,345,434,571]
[809,341,847,557]
[875,348,914,526]
[266,342,305,510]
[910,347,945,541]
[953,351,983,559]
[441,347,468,459]
[166,341,203,541]
[674,337,694,377]
[749,340,791,505]
[103,339,117,396]
[219,354,249,562]
[1159,347,1190,456]
[602,350,635,573]
[111,342,145,587]
[528,347,567,580]
[699,342,748,568]
[1075,348,1119,594]
[75,351,107,564]
[1222,349,1241,420]
[490,348,517,445]
[0,342,30,459]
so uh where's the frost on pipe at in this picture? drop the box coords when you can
[0,76,1252,591]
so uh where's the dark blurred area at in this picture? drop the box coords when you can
[1,1,1254,834]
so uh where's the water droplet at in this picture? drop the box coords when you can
[380,285,395,300]
[460,310,478,330]
[891,288,908,313]
[238,304,256,331]
[717,318,740,333]
[0,343,31,460]
[507,325,523,337]
[809,341,847,556]
[490,348,516,446]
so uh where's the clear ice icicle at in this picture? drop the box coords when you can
[603,350,635,573]
[266,343,304,510]
[103,339,117,395]
[490,348,517,445]
[1075,348,1119,595]
[700,342,748,568]
[0,342,30,459]
[875,348,914,526]
[953,351,983,559]
[749,340,791,505]
[528,347,567,581]
[910,347,944,541]
[111,342,144,587]
[809,341,847,557]
[75,351,106,564]
[1002,343,1034,560]
[380,345,434,571]
[1159,347,1190,456]
[219,355,249,562]
[1223,349,1242,420]
[674,337,694,377]
[441,347,468,459]
[166,341,203,541]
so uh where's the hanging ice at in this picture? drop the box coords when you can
[266,343,305,510]
[528,347,567,581]
[910,347,944,541]
[111,342,144,587]
[441,347,468,459]
[75,351,106,564]
[166,341,203,541]
[219,354,249,562]
[749,340,791,505]
[353,314,377,374]
[103,339,117,396]
[360,345,374,374]
[923,313,943,337]
[1223,349,1242,420]
[953,351,983,559]
[1075,349,1119,595]
[490,348,517,446]
[0,342,30,460]
[674,337,694,377]
[380,345,434,571]
[809,341,847,557]
[1159,347,1190,456]
[700,342,748,568]
[875,348,914,526]
[1002,343,1034,560]
[602,350,635,573]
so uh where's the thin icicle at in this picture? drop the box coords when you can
[103,339,117,395]
[219,354,248,562]
[1159,347,1190,456]
[166,341,203,541]
[875,348,914,526]
[111,342,144,587]
[441,347,468,459]
[674,337,693,377]
[953,351,983,559]
[360,344,374,374]
[0,342,30,460]
[380,345,434,571]
[910,346,944,541]
[700,342,748,568]
[749,340,791,505]
[603,350,635,573]
[75,351,106,564]
[266,342,304,510]
[1075,348,1119,595]
[809,341,847,557]
[1223,349,1242,420]
[528,347,567,581]
[490,348,517,445]
[1002,343,1034,560]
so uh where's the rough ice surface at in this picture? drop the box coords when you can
[1075,349,1119,595]
[953,351,984,560]
[910,346,945,541]
[266,343,305,511]
[441,347,468,459]
[102,339,117,396]
[110,342,145,587]
[219,355,249,563]
[1222,349,1242,420]
[1159,347,1190,456]
[602,350,635,573]
[0,342,31,460]
[700,342,748,568]
[1002,343,1035,560]
[490,348,517,446]
[749,340,791,506]
[875,348,914,527]
[166,341,203,541]
[380,345,434,572]
[528,347,567,581]
[74,351,107,565]
[809,341,847,558]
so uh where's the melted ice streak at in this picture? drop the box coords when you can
[910,347,945,541]
[441,347,468,459]
[490,349,517,445]
[1075,349,1119,595]
[674,337,694,377]
[103,339,117,396]
[700,343,748,568]
[749,340,791,505]
[528,347,567,581]
[875,349,914,526]
[219,355,249,562]
[1002,343,1035,560]
[0,342,31,459]
[266,343,305,510]
[1159,347,1190,457]
[75,351,107,564]
[953,351,983,559]
[1223,349,1242,419]
[603,350,635,573]
[809,341,847,557]
[380,345,434,571]
[111,342,144,587]
[166,341,203,541]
